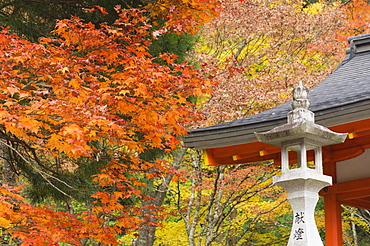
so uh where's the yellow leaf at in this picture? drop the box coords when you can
[69,78,80,88]
[57,67,69,74]
[0,217,11,228]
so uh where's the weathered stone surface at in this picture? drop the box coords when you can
[291,81,310,111]
[273,169,331,246]
[254,121,347,149]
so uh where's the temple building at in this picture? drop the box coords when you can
[185,33,370,245]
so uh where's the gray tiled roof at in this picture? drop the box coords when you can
[185,34,370,149]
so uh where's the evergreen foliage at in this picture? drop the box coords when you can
[0,0,142,42]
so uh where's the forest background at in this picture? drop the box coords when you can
[0,0,368,245]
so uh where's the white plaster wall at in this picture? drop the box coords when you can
[336,148,370,183]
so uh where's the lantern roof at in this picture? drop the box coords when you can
[254,82,347,149]
[185,34,370,149]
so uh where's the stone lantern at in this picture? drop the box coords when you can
[254,82,347,245]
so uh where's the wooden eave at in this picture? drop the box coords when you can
[186,99,370,150]
[202,117,370,166]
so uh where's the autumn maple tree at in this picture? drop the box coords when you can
[340,0,370,39]
[194,0,346,127]
[0,2,219,245]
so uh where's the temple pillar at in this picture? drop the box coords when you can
[323,193,342,246]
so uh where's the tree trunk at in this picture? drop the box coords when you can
[351,212,358,246]
[133,148,186,246]
[1,143,17,186]
[186,149,203,246]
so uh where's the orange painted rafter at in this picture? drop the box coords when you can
[337,188,370,201]
[341,199,370,210]
[204,142,281,165]
[209,142,278,159]
[329,118,370,136]
[325,133,370,162]
[328,144,365,162]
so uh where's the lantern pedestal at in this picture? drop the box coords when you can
[274,169,331,245]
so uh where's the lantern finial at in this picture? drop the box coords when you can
[288,82,314,124]
[292,81,310,110]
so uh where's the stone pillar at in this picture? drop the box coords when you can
[274,170,331,245]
